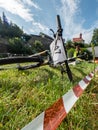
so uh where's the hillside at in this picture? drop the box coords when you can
[28,33,53,51]
[0,33,53,54]
[0,12,53,54]
[0,38,10,53]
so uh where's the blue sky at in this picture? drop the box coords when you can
[0,0,98,43]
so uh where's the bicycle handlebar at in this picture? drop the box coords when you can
[56,15,63,36]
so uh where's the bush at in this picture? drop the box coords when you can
[67,47,93,60]
[67,48,75,58]
[8,37,32,54]
[32,40,44,53]
[81,48,93,60]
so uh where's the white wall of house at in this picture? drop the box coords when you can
[87,46,98,57]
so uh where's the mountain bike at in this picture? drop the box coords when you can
[0,15,73,81]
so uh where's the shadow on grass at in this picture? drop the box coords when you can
[41,67,57,79]
[86,79,98,94]
[74,66,86,76]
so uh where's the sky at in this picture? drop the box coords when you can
[0,0,98,43]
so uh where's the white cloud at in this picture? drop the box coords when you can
[61,0,80,16]
[59,0,97,43]
[0,0,49,36]
[21,0,41,10]
[29,21,49,34]
[0,0,34,21]
[82,21,98,43]
[60,0,82,37]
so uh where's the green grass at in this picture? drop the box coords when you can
[0,61,98,130]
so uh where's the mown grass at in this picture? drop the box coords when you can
[0,61,98,130]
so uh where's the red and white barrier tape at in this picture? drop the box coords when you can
[22,67,98,130]
[95,60,98,63]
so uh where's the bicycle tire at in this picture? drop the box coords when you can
[0,56,43,65]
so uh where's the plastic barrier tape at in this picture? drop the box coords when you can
[22,67,98,130]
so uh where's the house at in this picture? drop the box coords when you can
[87,46,98,63]
[73,33,84,43]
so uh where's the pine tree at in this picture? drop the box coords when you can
[2,12,9,25]
[0,16,2,23]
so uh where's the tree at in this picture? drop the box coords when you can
[2,12,9,26]
[91,28,98,46]
[9,23,23,38]
[8,37,32,54]
[21,33,32,42]
[0,12,23,38]
[0,16,2,36]
[65,40,74,49]
[32,40,44,53]
[0,16,2,23]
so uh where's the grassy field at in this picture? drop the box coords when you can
[0,61,98,130]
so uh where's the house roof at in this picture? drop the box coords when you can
[73,33,84,43]
[73,38,84,42]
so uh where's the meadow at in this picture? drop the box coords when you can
[0,61,98,130]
